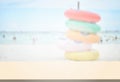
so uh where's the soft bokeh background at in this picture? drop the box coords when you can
[0,0,120,61]
[0,0,120,31]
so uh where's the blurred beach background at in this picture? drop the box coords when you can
[0,0,120,61]
[0,0,120,44]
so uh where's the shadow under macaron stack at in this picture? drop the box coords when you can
[63,1,101,61]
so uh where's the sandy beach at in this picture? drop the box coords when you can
[0,44,120,61]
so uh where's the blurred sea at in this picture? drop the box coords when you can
[0,31,64,44]
[0,31,120,44]
[1,9,120,44]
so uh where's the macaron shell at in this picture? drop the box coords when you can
[65,50,99,61]
[66,30,100,43]
[64,9,101,23]
[58,38,92,52]
[66,20,101,33]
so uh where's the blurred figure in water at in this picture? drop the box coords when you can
[3,34,5,38]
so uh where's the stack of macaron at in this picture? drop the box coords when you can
[59,2,101,61]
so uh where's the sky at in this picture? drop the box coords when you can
[0,0,120,9]
[0,0,120,31]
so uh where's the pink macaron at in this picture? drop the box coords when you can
[64,9,101,23]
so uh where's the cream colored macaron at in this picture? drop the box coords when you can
[65,50,99,61]
[58,38,92,52]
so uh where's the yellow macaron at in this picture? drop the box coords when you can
[65,50,99,61]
